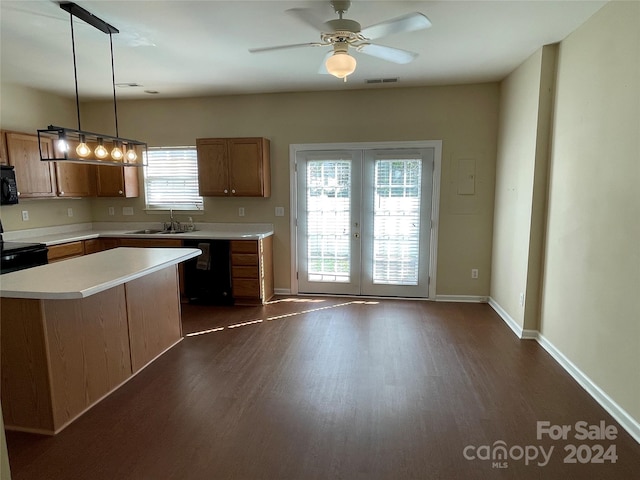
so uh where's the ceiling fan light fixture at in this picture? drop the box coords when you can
[326,51,357,80]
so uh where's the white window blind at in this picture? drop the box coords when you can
[143,147,203,210]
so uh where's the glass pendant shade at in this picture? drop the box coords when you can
[94,138,109,159]
[326,52,357,79]
[75,134,91,157]
[56,133,69,153]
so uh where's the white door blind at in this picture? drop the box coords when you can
[306,160,352,283]
[144,147,203,210]
[372,159,422,285]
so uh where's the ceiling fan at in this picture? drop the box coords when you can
[248,0,431,81]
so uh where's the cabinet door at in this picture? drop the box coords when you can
[228,138,270,197]
[0,131,7,165]
[5,132,57,197]
[55,163,95,197]
[196,139,229,196]
[96,165,139,197]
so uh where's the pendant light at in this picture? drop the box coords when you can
[125,144,138,162]
[75,134,91,157]
[37,2,147,167]
[94,138,109,159]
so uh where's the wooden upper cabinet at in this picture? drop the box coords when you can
[96,164,139,197]
[0,131,8,165]
[5,131,57,198]
[196,137,270,197]
[55,163,95,197]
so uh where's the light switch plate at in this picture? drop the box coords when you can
[275,207,285,217]
[122,207,134,216]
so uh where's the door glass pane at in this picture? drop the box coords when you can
[373,159,422,285]
[306,160,351,282]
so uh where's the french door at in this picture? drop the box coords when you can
[296,146,433,297]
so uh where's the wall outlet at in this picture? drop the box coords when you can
[238,207,245,217]
[122,207,134,216]
[519,292,525,307]
[21,210,29,221]
[471,268,479,279]
[108,206,115,216]
[67,208,73,217]
[275,206,285,217]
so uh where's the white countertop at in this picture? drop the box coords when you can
[0,247,201,300]
[3,222,274,246]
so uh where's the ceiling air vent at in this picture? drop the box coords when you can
[365,77,399,84]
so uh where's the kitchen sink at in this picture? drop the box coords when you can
[125,228,197,235]
[125,229,164,234]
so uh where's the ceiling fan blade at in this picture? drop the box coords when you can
[361,12,432,40]
[286,8,331,32]
[249,42,322,54]
[357,44,418,64]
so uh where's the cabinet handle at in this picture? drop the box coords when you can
[60,191,64,196]
[224,189,228,194]
[118,190,123,195]
[231,189,236,194]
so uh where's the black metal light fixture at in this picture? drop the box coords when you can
[37,2,147,167]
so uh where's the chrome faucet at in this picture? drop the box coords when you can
[164,209,181,232]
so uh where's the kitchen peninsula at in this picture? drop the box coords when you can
[0,247,200,435]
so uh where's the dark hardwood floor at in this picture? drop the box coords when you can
[5,297,640,479]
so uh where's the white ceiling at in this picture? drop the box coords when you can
[0,0,607,100]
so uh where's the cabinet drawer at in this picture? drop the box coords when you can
[232,266,259,279]
[230,240,258,254]
[84,239,101,254]
[233,279,260,297]
[47,241,84,262]
[231,253,258,266]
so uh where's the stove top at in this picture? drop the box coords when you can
[1,241,47,255]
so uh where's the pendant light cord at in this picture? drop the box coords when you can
[109,33,119,137]
[70,14,82,131]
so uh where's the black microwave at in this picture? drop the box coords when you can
[1,165,19,205]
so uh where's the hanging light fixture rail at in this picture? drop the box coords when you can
[38,2,146,167]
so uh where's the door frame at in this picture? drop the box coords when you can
[289,140,442,299]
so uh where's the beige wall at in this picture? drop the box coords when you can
[491,45,556,330]
[82,84,499,294]
[0,84,93,230]
[540,1,640,422]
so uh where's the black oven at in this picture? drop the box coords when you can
[0,220,48,274]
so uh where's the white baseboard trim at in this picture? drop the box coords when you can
[488,296,524,338]
[536,333,640,444]
[273,288,292,296]
[488,297,640,444]
[435,295,488,303]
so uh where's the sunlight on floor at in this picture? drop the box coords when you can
[184,298,379,337]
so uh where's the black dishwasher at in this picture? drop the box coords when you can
[183,240,233,305]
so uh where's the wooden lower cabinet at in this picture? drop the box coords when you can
[126,266,182,373]
[1,286,131,433]
[0,266,182,435]
[47,241,85,262]
[230,236,274,305]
